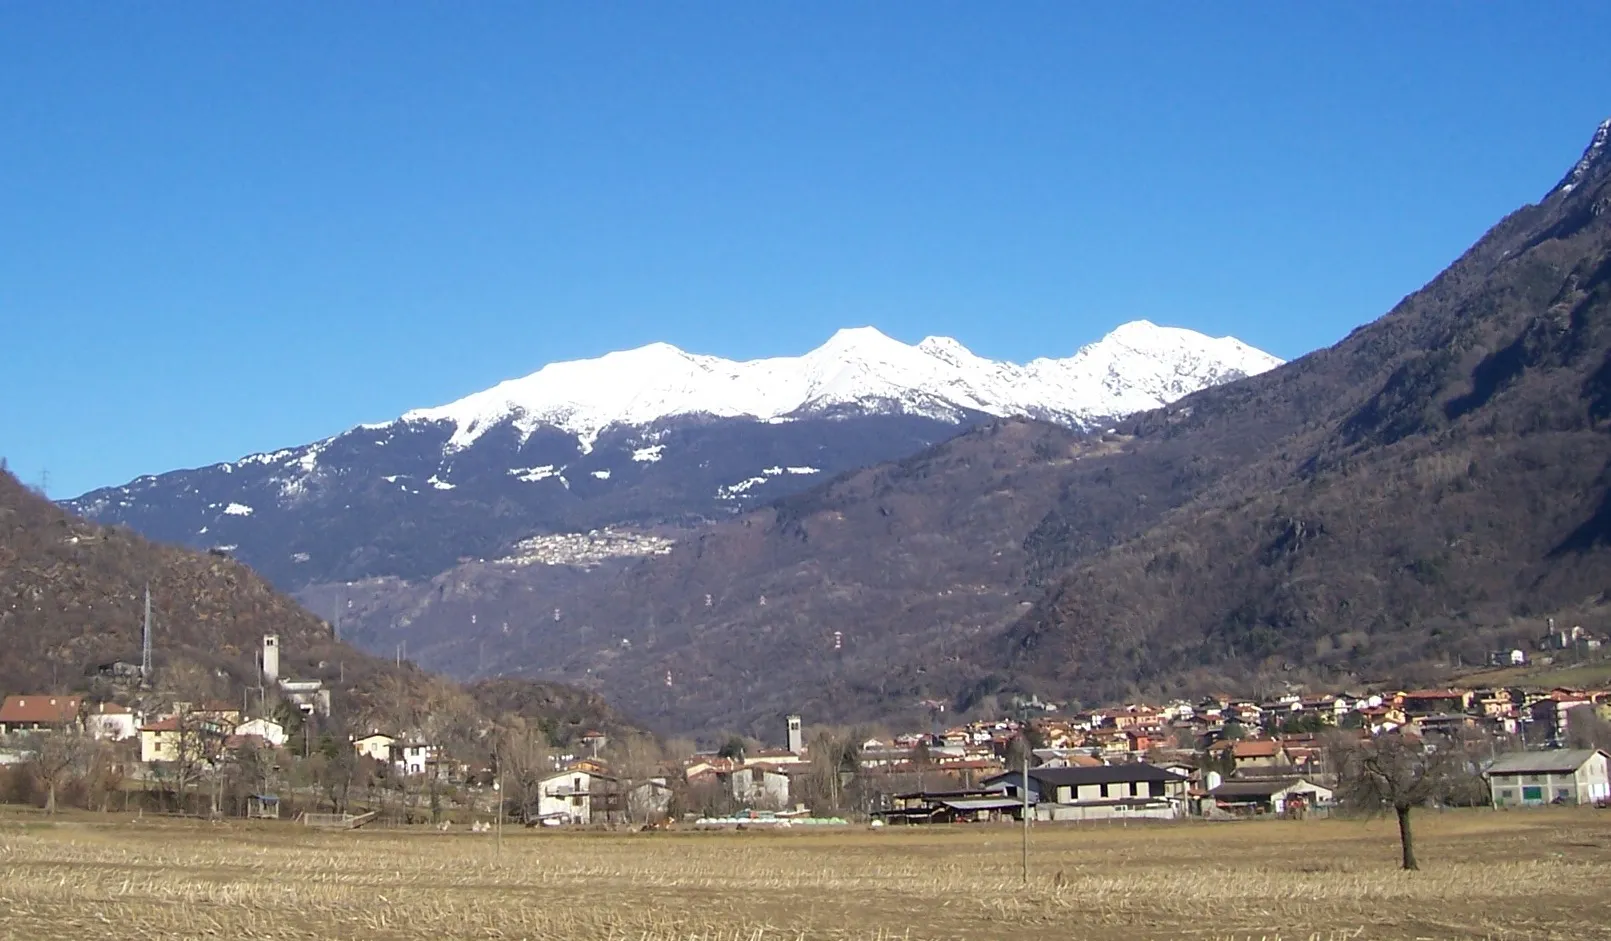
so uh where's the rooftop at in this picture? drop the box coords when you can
[995,764,1186,788]
[1208,777,1325,798]
[0,695,83,726]
[1486,749,1607,776]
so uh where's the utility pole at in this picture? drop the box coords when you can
[1018,703,1032,885]
[141,583,153,688]
[1021,738,1030,884]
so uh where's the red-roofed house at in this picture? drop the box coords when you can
[0,695,84,735]
[1207,738,1292,772]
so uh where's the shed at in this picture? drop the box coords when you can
[246,794,281,819]
[1205,777,1333,816]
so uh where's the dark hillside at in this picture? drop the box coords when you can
[0,467,639,744]
[1008,119,1611,701]
[0,466,338,692]
[331,419,1100,734]
[287,119,1611,734]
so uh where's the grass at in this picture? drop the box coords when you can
[1452,658,1611,689]
[1,808,1609,940]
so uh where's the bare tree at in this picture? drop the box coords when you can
[418,684,479,823]
[311,739,359,814]
[615,734,673,826]
[1566,705,1611,751]
[802,729,858,815]
[83,740,128,813]
[30,729,90,814]
[492,715,555,822]
[1334,731,1464,870]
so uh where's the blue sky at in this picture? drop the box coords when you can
[2,4,1608,498]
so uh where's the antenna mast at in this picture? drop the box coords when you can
[141,583,153,688]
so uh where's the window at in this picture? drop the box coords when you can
[1556,788,1571,801]
[1496,788,1515,804]
[1099,783,1109,798]
[1522,786,1543,802]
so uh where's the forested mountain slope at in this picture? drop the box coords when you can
[0,467,638,744]
[1007,119,1611,701]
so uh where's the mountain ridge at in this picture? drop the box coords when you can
[398,319,1281,452]
[63,319,1278,590]
[1002,115,1611,702]
[308,117,1611,735]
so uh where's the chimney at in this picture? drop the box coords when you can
[263,634,280,685]
[786,714,804,755]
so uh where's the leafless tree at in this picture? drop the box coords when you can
[607,734,666,826]
[83,740,129,813]
[30,729,90,814]
[1334,731,1465,870]
[802,729,858,815]
[1566,706,1611,751]
[492,715,555,822]
[418,685,479,823]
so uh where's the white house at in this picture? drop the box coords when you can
[233,717,287,748]
[983,763,1189,822]
[625,778,674,823]
[1487,749,1611,806]
[726,764,791,809]
[1204,776,1334,815]
[87,703,140,742]
[397,742,436,776]
[538,769,599,824]
[277,678,331,717]
[352,733,397,763]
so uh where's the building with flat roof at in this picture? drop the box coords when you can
[983,763,1188,822]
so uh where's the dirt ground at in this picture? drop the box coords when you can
[1,807,1608,940]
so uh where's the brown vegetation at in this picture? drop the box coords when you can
[1,809,1609,939]
[0,465,647,783]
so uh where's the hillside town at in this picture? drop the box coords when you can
[2,628,1609,826]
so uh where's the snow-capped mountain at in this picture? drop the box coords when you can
[66,321,1280,590]
[403,320,1280,451]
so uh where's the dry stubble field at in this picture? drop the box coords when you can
[2,809,1609,941]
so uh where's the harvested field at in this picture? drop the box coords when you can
[2,809,1609,940]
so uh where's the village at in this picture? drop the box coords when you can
[2,630,1610,828]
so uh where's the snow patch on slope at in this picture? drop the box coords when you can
[1557,118,1611,195]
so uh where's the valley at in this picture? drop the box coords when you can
[39,119,1611,738]
[295,117,1611,736]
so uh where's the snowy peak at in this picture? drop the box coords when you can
[401,321,1282,450]
[1555,117,1611,196]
